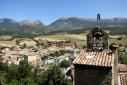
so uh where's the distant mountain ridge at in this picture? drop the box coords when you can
[48,17,97,31]
[0,18,45,36]
[47,17,127,34]
[0,17,127,36]
[0,18,20,30]
[20,20,44,26]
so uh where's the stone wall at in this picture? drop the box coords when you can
[74,65,112,85]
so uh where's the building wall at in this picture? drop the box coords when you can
[74,65,112,85]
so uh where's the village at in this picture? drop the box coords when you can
[0,39,80,70]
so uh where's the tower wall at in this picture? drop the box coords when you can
[74,65,112,85]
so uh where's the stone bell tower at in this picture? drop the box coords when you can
[87,14,108,51]
[73,14,118,85]
[87,26,108,51]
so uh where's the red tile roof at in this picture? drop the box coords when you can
[118,64,127,85]
[119,73,127,85]
[73,50,114,67]
[118,64,127,73]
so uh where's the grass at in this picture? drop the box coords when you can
[41,34,86,41]
[0,39,17,47]
[38,34,87,48]
[0,37,36,47]
[19,38,37,46]
[76,40,86,48]
[0,35,13,40]
[109,38,127,46]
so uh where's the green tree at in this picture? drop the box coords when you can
[119,53,127,64]
[18,60,32,79]
[59,50,65,55]
[109,43,119,52]
[17,60,33,85]
[16,40,20,45]
[41,55,48,60]
[55,51,61,57]
[20,43,26,49]
[37,65,70,85]
[6,64,18,83]
[82,45,86,49]
[0,62,8,71]
[0,71,7,85]
[74,42,77,48]
[59,60,70,68]
[49,53,56,57]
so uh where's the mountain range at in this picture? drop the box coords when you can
[0,17,127,36]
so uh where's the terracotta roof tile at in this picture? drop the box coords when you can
[73,50,114,67]
[119,73,127,85]
[118,64,127,73]
[118,64,127,85]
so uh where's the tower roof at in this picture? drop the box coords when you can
[73,50,114,67]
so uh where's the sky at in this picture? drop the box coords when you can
[0,0,127,25]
